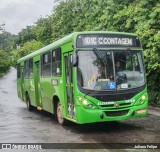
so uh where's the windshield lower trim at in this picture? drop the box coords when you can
[78,83,146,101]
[78,83,146,94]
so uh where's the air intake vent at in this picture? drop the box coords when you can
[105,110,129,117]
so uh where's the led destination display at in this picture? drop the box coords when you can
[83,37,133,45]
[76,34,141,48]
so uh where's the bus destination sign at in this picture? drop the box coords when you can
[76,34,141,48]
[83,37,132,45]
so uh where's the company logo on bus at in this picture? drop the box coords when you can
[115,102,120,107]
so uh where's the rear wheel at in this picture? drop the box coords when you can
[26,94,34,111]
[56,101,67,125]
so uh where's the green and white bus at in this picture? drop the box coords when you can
[17,31,148,125]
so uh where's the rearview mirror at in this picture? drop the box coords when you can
[71,54,78,67]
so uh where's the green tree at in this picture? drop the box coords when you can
[0,31,17,54]
[0,49,11,76]
[14,40,43,65]
[16,26,36,46]
[34,17,53,45]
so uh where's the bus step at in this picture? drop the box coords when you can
[37,106,43,111]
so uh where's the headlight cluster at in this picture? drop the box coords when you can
[137,93,148,105]
[78,97,97,109]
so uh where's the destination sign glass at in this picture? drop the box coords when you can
[76,34,141,48]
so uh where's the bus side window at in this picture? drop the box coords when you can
[52,48,62,76]
[24,60,29,78]
[42,52,51,77]
[28,58,33,78]
[17,64,20,78]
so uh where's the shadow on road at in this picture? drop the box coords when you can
[23,106,143,134]
[64,121,143,135]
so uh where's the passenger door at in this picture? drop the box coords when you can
[21,66,25,101]
[28,59,37,106]
[63,52,75,119]
[34,61,42,107]
[40,52,53,113]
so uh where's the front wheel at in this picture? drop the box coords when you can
[56,101,67,125]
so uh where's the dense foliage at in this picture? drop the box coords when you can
[0,0,159,104]
[0,49,11,76]
[13,40,43,66]
[0,24,17,76]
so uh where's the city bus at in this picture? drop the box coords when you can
[17,31,148,125]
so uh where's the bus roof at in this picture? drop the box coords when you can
[17,31,138,63]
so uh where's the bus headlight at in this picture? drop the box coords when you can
[78,97,97,109]
[82,99,88,105]
[141,95,147,100]
[137,93,148,105]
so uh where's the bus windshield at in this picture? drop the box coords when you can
[77,50,145,91]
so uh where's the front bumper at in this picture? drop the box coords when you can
[76,101,148,124]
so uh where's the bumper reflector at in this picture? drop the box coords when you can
[137,109,146,114]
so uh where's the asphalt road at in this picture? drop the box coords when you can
[0,68,160,152]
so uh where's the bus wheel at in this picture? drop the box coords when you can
[26,94,33,111]
[57,101,67,125]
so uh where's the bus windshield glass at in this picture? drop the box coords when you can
[77,50,145,91]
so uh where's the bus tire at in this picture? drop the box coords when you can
[26,94,34,111]
[56,101,67,125]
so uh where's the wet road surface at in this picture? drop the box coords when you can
[0,68,160,151]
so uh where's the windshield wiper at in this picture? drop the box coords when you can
[93,48,105,66]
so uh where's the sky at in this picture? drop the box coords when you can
[0,0,55,35]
